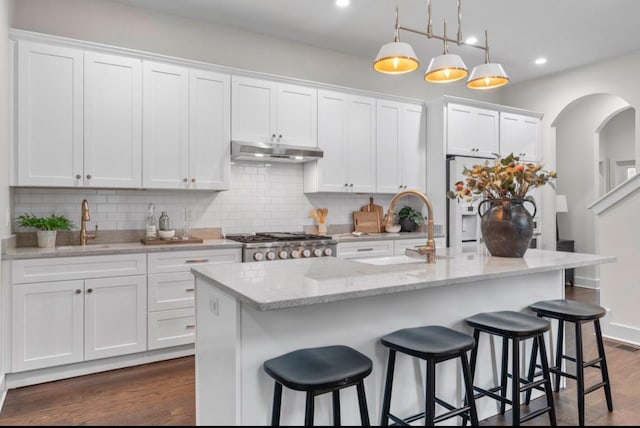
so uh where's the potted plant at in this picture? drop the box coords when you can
[397,205,424,232]
[446,153,557,257]
[16,213,75,248]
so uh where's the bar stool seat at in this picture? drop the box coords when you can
[380,325,479,426]
[527,299,613,426]
[465,311,556,426]
[263,345,372,426]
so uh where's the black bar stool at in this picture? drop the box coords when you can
[465,311,556,426]
[263,345,372,426]
[379,325,479,426]
[526,299,613,426]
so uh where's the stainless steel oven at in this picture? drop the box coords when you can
[225,232,337,262]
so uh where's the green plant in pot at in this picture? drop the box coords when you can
[16,213,75,248]
[397,205,424,232]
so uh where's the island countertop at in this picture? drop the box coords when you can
[191,248,615,311]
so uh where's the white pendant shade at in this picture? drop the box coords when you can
[466,63,509,89]
[424,53,468,83]
[373,41,419,74]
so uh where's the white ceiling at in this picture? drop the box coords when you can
[110,0,640,85]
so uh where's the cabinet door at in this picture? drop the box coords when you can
[17,41,83,187]
[231,75,276,143]
[347,95,376,193]
[12,280,84,372]
[84,275,147,360]
[313,89,348,192]
[84,51,142,188]
[188,69,231,190]
[446,103,498,158]
[376,100,401,194]
[400,102,426,191]
[499,112,541,162]
[142,61,189,189]
[276,82,317,147]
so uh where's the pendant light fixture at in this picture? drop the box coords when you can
[373,0,508,90]
[373,6,419,74]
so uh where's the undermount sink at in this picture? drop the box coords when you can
[354,253,454,265]
[56,244,111,251]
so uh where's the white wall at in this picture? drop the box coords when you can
[600,108,636,190]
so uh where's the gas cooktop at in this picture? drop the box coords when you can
[225,232,331,244]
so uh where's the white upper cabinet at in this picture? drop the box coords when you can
[16,41,84,187]
[143,62,230,190]
[84,51,142,188]
[376,100,425,193]
[446,102,499,158]
[499,112,541,162]
[232,75,317,147]
[304,90,375,193]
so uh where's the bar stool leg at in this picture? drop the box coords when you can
[511,338,521,427]
[524,336,539,405]
[554,319,564,392]
[575,321,585,426]
[460,352,479,426]
[425,359,436,426]
[380,350,396,426]
[536,334,557,426]
[500,336,509,415]
[271,382,283,426]
[304,392,315,426]
[594,319,614,412]
[332,390,341,426]
[356,381,370,426]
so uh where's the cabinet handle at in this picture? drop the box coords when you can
[86,288,93,293]
[271,134,276,141]
[344,183,349,187]
[186,324,196,329]
[186,288,195,292]
[75,289,82,294]
[350,183,353,187]
[277,134,282,142]
[75,174,81,179]
[191,178,196,183]
[86,174,91,179]
[356,248,374,252]
[186,259,209,264]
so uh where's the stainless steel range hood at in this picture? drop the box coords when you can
[230,141,323,163]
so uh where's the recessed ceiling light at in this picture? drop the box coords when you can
[465,36,478,45]
[535,57,547,65]
[336,0,350,7]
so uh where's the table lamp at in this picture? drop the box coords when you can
[556,194,568,241]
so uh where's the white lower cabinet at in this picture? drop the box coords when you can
[336,240,393,259]
[11,254,147,372]
[146,248,241,350]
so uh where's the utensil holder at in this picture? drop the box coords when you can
[317,223,327,236]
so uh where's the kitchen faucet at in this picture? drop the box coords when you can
[80,199,97,246]
[385,189,436,264]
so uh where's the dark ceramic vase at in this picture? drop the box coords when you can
[478,198,537,257]
[399,217,417,232]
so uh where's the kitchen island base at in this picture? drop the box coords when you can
[195,269,564,426]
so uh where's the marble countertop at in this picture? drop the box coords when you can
[191,248,615,311]
[2,239,243,260]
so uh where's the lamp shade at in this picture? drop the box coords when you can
[556,194,569,213]
[466,62,509,89]
[373,41,419,74]
[424,53,468,83]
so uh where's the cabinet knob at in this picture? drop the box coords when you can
[86,288,93,294]
[183,178,188,183]
[191,178,196,183]
[350,183,354,187]
[399,185,403,189]
[86,174,91,179]
[75,289,81,294]
[277,134,282,141]
[344,183,349,187]
[271,134,276,141]
[75,174,81,179]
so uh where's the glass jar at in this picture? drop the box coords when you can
[145,204,157,238]
[158,211,170,231]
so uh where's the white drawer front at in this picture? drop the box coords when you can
[336,240,393,259]
[11,254,147,284]
[148,308,196,350]
[148,272,195,311]
[147,249,241,274]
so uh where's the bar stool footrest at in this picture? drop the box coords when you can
[473,385,512,405]
[520,406,554,423]
[585,381,608,395]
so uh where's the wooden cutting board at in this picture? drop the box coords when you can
[361,197,385,233]
[353,211,380,233]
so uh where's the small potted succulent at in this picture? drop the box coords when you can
[397,205,424,232]
[16,213,75,248]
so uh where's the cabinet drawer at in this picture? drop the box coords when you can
[148,308,196,350]
[11,254,147,284]
[148,272,195,311]
[337,240,393,259]
[147,249,241,274]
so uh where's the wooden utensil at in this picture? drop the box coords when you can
[310,209,320,223]
[361,197,385,233]
[321,208,328,222]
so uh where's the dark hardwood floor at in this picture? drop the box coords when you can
[0,285,638,426]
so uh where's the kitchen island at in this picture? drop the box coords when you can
[191,248,614,426]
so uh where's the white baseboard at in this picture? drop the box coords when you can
[602,310,640,347]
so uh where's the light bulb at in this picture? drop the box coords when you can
[444,69,451,78]
[392,57,399,69]
[484,77,490,86]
